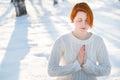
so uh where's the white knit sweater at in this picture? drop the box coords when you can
[48,32,111,80]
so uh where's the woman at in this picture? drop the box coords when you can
[48,2,111,80]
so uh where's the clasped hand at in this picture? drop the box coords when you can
[77,45,86,66]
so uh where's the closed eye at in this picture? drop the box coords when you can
[78,20,82,22]
[78,18,82,22]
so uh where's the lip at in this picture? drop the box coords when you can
[80,28,86,30]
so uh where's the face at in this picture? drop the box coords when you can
[73,11,89,32]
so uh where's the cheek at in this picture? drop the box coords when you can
[74,24,79,29]
[74,23,81,28]
[74,23,89,29]
[86,24,89,28]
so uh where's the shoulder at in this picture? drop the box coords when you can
[61,33,71,39]
[56,32,71,41]
[93,34,104,42]
[54,33,70,44]
[92,34,106,47]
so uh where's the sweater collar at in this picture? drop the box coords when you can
[69,32,94,44]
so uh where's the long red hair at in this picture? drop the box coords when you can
[70,2,94,28]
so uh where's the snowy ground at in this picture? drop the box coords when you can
[0,0,120,80]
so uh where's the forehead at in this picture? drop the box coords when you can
[75,11,87,19]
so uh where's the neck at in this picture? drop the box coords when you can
[72,30,90,40]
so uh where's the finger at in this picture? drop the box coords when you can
[83,44,85,47]
[83,45,85,51]
[84,50,86,59]
[81,45,85,51]
[83,55,86,64]
[83,45,86,56]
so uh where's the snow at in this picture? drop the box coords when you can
[0,0,120,80]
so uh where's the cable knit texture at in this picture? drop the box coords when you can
[48,32,111,80]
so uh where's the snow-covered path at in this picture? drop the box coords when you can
[0,0,120,80]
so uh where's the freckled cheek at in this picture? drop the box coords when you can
[74,24,80,28]
[74,23,83,28]
[75,24,89,30]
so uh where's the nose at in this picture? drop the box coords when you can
[81,21,86,27]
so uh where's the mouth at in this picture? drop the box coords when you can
[80,28,86,30]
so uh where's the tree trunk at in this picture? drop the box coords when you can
[53,0,58,5]
[13,0,27,17]
[11,0,13,3]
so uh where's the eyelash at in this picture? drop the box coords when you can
[78,20,82,22]
[77,20,87,22]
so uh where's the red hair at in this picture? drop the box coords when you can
[70,2,94,28]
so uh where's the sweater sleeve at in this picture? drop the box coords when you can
[82,37,111,77]
[48,37,81,77]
